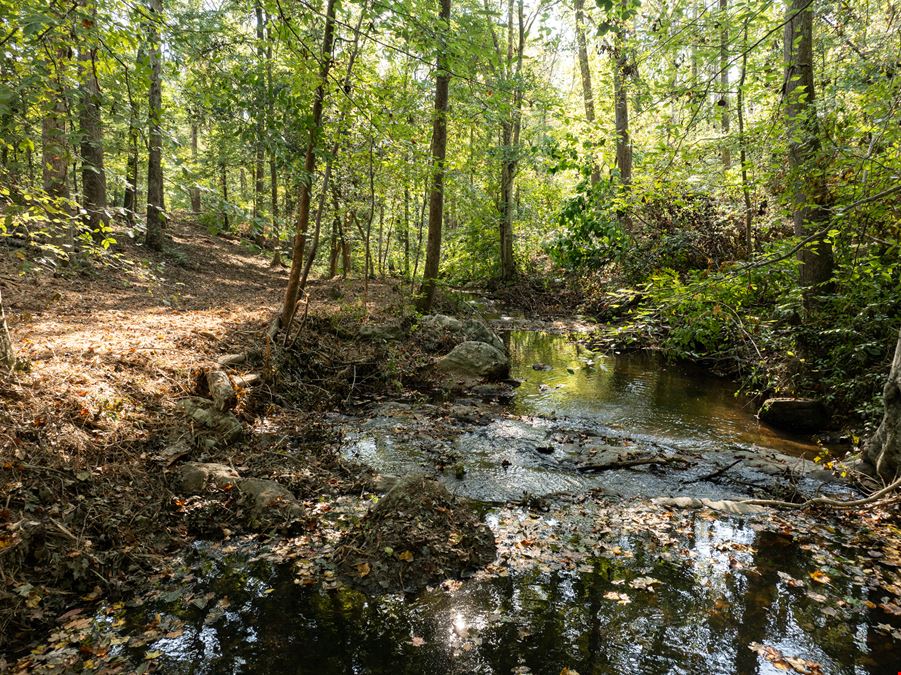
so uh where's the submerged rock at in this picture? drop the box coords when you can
[336,475,496,594]
[468,382,516,402]
[758,397,828,433]
[438,341,510,380]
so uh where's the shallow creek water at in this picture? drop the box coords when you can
[63,330,900,673]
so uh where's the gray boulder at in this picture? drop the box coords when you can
[758,397,828,433]
[177,462,302,514]
[360,321,406,342]
[438,341,510,380]
[416,314,464,351]
[239,477,301,512]
[178,462,240,493]
[463,318,505,353]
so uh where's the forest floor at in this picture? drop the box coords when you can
[2,220,901,673]
[0,219,440,661]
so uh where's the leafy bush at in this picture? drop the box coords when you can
[546,180,629,271]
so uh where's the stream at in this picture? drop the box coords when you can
[47,329,901,673]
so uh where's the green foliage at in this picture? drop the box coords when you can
[546,180,628,270]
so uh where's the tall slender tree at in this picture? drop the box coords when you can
[784,0,833,291]
[573,0,599,186]
[280,0,338,327]
[416,0,453,311]
[0,288,14,373]
[718,0,731,170]
[123,45,144,227]
[144,0,165,250]
[612,2,631,189]
[253,0,265,225]
[77,0,108,235]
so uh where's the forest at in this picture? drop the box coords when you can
[1,0,900,671]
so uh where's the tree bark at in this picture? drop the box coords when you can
[415,0,452,313]
[783,0,833,291]
[123,46,143,227]
[573,0,599,186]
[42,45,72,254]
[280,0,337,328]
[613,16,631,188]
[267,23,280,266]
[718,0,731,170]
[220,159,229,230]
[865,328,901,479]
[0,287,14,373]
[737,18,753,254]
[77,0,109,236]
[144,0,165,251]
[42,100,69,201]
[42,50,69,202]
[190,119,201,213]
[253,0,265,226]
[497,0,524,282]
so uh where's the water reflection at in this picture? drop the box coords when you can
[506,330,823,456]
[133,508,893,674]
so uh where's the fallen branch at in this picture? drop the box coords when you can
[740,474,901,509]
[577,455,688,472]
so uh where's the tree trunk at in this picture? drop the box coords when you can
[77,0,108,236]
[573,0,599,186]
[144,0,165,251]
[42,45,72,254]
[415,0,452,312]
[267,24,280,266]
[190,119,201,213]
[718,0,731,170]
[328,212,340,278]
[123,46,143,227]
[737,18,753,254]
[298,4,367,293]
[42,100,69,201]
[220,160,229,230]
[865,328,901,479]
[253,0,265,226]
[280,0,337,328]
[783,0,833,291]
[0,287,14,373]
[499,120,516,280]
[497,0,524,282]
[403,184,411,279]
[613,18,631,188]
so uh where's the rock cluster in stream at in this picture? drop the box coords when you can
[336,475,496,594]
[416,314,510,382]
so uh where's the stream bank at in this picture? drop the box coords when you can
[10,315,901,674]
